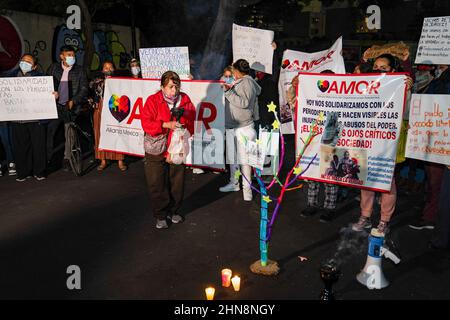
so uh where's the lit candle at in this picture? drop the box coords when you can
[221,269,232,287]
[205,287,215,300]
[231,275,241,292]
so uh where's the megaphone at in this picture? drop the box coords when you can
[356,228,400,289]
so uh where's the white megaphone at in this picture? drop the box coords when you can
[356,228,400,289]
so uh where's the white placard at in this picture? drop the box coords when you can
[405,94,450,165]
[0,76,57,121]
[296,73,407,192]
[232,23,274,74]
[415,16,450,65]
[278,37,346,134]
[139,46,190,79]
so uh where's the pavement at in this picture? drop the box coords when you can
[0,143,449,300]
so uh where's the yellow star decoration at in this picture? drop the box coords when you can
[318,112,325,121]
[255,139,261,145]
[272,120,280,130]
[267,101,277,113]
[262,195,272,203]
[293,167,302,175]
[234,169,241,181]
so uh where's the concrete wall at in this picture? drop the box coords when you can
[0,10,140,73]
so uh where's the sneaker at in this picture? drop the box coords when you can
[219,182,240,192]
[193,168,205,174]
[301,206,319,217]
[171,214,184,224]
[16,176,32,182]
[352,216,372,232]
[319,209,336,223]
[34,175,46,181]
[156,219,169,229]
[375,220,389,235]
[408,219,435,230]
[243,189,253,201]
[8,163,16,176]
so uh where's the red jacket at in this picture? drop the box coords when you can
[140,90,196,156]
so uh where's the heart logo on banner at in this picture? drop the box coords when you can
[317,80,330,93]
[109,94,130,123]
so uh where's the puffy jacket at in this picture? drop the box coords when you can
[140,90,196,157]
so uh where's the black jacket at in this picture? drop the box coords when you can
[46,62,88,114]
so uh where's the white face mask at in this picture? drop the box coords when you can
[19,61,33,74]
[131,66,140,76]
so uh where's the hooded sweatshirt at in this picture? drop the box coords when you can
[224,75,261,129]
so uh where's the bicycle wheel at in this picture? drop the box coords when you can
[67,124,83,176]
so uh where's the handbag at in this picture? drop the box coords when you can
[144,132,168,156]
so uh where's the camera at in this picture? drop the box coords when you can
[171,107,185,122]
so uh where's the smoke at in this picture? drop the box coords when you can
[325,226,368,269]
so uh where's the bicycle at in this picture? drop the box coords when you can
[61,104,95,177]
[66,120,93,176]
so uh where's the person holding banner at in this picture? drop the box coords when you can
[408,64,450,231]
[219,59,261,201]
[352,54,413,235]
[89,61,127,171]
[140,71,195,229]
[3,54,51,181]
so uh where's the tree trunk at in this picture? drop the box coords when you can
[199,0,261,79]
[77,0,94,75]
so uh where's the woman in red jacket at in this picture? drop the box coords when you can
[140,71,196,229]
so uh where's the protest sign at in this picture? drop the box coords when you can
[0,76,57,121]
[415,16,450,65]
[295,73,407,192]
[405,94,449,165]
[232,23,274,74]
[278,37,346,134]
[139,46,190,79]
[99,78,225,170]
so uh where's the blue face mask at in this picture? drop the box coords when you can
[224,76,234,84]
[19,61,33,74]
[65,56,76,66]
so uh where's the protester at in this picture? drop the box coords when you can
[140,71,196,229]
[219,59,261,201]
[46,45,88,171]
[301,70,339,222]
[409,65,450,230]
[352,54,413,235]
[3,54,53,181]
[89,61,127,171]
[130,58,142,79]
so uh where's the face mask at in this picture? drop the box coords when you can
[131,66,140,76]
[224,76,234,84]
[19,61,33,74]
[65,56,76,66]
[372,69,389,73]
[163,92,179,104]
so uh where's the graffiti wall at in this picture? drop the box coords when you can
[0,10,140,73]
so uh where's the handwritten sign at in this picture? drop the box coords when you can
[415,16,450,65]
[139,46,190,79]
[405,94,450,165]
[232,23,274,74]
[0,76,57,121]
